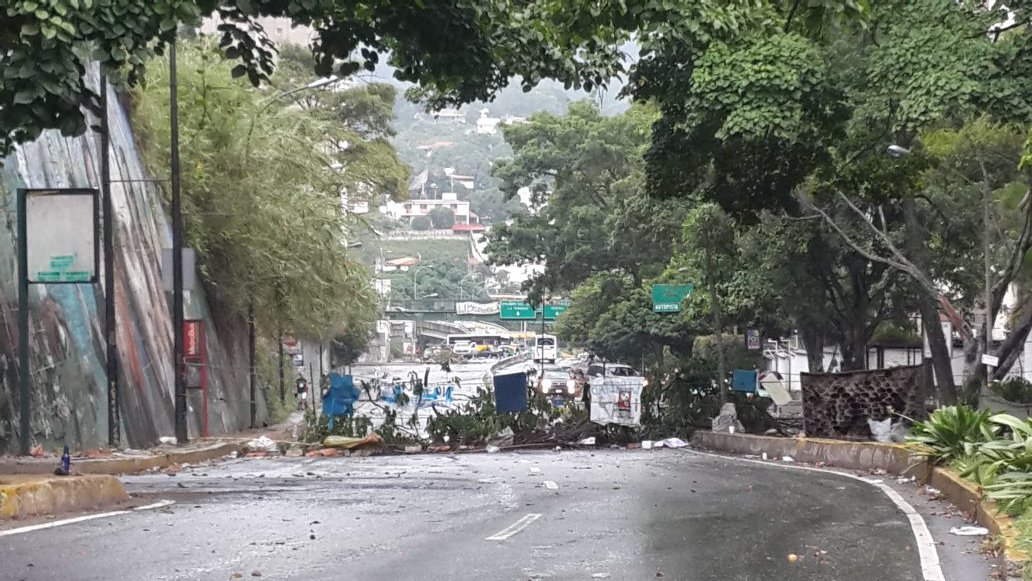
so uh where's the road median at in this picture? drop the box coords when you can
[0,474,128,520]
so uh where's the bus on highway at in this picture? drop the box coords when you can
[534,334,557,364]
[446,333,513,357]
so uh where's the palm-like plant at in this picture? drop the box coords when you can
[907,406,998,465]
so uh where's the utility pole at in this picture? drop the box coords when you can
[705,246,728,404]
[100,75,120,447]
[539,306,546,377]
[279,328,286,404]
[248,302,257,428]
[170,41,188,444]
[983,161,995,387]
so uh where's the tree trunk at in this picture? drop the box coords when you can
[918,295,957,404]
[800,327,825,373]
[903,198,958,404]
[961,339,986,406]
[839,335,867,371]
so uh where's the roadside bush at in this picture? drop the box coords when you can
[911,409,1032,514]
[302,408,373,443]
[990,378,1032,404]
[426,385,566,445]
[907,405,998,465]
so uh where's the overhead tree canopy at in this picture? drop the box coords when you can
[0,0,630,157]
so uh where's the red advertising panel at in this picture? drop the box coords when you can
[184,320,203,358]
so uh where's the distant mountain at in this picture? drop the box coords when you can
[356,42,637,224]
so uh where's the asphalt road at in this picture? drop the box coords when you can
[0,449,994,581]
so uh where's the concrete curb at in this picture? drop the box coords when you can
[690,431,922,475]
[490,352,532,375]
[0,442,241,476]
[0,475,128,520]
[690,431,1028,574]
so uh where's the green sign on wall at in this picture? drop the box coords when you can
[651,284,694,313]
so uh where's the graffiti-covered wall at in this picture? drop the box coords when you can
[0,69,267,453]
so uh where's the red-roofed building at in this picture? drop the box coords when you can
[382,257,420,272]
[452,223,486,234]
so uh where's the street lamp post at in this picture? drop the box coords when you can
[240,75,338,425]
[412,263,434,304]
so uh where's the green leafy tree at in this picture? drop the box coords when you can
[0,0,630,157]
[487,102,682,303]
[428,207,455,230]
[411,216,431,231]
[132,41,375,339]
[331,322,373,367]
[271,43,409,203]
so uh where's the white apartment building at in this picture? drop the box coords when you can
[382,192,473,225]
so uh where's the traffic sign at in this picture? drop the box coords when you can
[651,284,694,313]
[500,301,536,320]
[543,304,568,319]
[500,301,570,320]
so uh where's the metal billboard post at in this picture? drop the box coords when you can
[17,189,29,456]
[100,75,120,448]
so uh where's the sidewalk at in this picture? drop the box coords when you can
[0,412,308,477]
[0,441,240,476]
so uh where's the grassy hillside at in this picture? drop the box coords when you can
[351,236,471,268]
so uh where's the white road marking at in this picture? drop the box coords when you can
[543,480,559,490]
[688,450,945,581]
[134,499,176,511]
[0,499,176,538]
[485,513,542,541]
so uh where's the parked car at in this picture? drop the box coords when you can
[571,362,647,396]
[451,341,476,356]
[585,362,639,378]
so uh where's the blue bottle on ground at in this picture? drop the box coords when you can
[61,445,70,474]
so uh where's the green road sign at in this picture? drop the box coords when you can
[500,301,570,320]
[500,301,536,320]
[543,304,568,319]
[652,284,694,313]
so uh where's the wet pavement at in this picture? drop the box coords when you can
[0,449,994,580]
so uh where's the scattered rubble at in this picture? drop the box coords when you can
[244,436,280,454]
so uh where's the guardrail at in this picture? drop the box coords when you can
[482,352,533,387]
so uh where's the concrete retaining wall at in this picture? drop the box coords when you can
[0,68,266,453]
